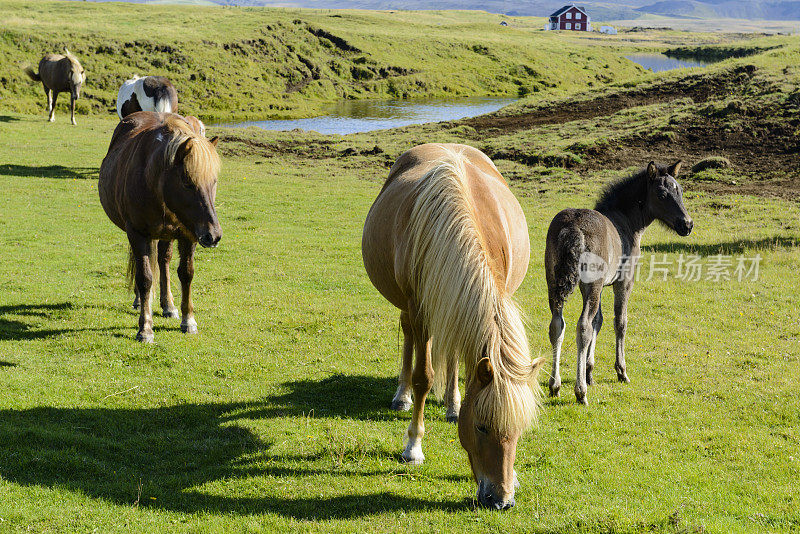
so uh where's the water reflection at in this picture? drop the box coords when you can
[625,53,714,72]
[218,96,517,135]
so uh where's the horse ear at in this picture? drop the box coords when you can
[647,161,658,180]
[530,356,546,377]
[175,138,194,162]
[209,136,219,147]
[476,357,494,388]
[668,160,682,177]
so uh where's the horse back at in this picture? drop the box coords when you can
[363,143,528,310]
[38,54,71,91]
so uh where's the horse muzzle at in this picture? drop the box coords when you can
[675,217,693,237]
[477,480,515,511]
[197,226,222,248]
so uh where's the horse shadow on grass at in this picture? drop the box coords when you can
[642,236,798,256]
[0,163,98,180]
[0,383,469,518]
[0,303,124,341]
[0,115,20,123]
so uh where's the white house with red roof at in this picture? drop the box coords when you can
[545,5,592,31]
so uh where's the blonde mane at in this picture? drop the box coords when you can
[407,148,541,436]
[163,116,220,187]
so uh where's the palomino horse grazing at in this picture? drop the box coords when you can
[117,76,179,119]
[363,144,544,510]
[24,49,85,125]
[99,111,222,343]
[545,161,693,405]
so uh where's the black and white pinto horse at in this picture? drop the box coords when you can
[116,75,179,119]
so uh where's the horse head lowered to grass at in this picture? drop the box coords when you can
[98,111,221,343]
[545,161,693,405]
[362,144,545,510]
[24,49,85,125]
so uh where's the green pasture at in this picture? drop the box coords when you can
[1,3,800,532]
[0,104,799,532]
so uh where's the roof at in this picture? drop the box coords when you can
[549,5,589,18]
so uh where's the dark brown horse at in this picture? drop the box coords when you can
[545,161,692,404]
[99,111,222,343]
[24,49,85,125]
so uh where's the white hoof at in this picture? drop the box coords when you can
[136,331,154,343]
[162,307,180,319]
[401,448,424,465]
[181,317,198,334]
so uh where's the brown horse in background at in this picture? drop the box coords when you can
[545,161,693,404]
[99,111,222,343]
[24,49,85,125]
[363,144,544,510]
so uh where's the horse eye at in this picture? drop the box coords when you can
[475,424,489,435]
[180,172,194,189]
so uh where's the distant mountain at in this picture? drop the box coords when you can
[636,0,800,19]
[71,0,800,20]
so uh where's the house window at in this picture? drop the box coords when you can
[566,12,572,19]
[565,22,571,29]
[575,12,582,19]
[575,23,581,30]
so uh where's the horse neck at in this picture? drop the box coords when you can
[597,186,653,253]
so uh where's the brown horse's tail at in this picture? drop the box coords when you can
[551,227,584,311]
[126,242,160,292]
[23,66,40,82]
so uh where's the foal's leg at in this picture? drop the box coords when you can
[613,280,632,383]
[69,94,76,125]
[49,91,58,122]
[402,319,433,465]
[158,240,179,318]
[575,283,602,405]
[177,238,198,334]
[548,299,566,397]
[444,356,461,423]
[128,232,155,343]
[586,297,603,386]
[391,310,413,412]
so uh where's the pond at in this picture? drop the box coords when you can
[217,96,517,135]
[625,53,714,72]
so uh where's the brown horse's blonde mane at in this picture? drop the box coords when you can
[407,148,541,436]
[163,116,220,187]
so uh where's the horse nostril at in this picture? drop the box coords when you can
[504,498,515,510]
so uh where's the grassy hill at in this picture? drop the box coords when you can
[0,1,650,121]
[1,38,800,531]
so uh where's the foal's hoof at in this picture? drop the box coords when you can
[390,399,412,412]
[162,307,180,319]
[446,413,459,424]
[617,373,630,384]
[574,386,588,405]
[136,331,154,343]
[548,377,561,397]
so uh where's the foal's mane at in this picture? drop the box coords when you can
[594,166,651,214]
[163,116,220,187]
[407,148,540,436]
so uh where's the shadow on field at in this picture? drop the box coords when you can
[0,361,17,367]
[0,115,20,122]
[0,402,468,518]
[244,374,402,421]
[0,303,123,341]
[643,236,798,256]
[0,163,98,180]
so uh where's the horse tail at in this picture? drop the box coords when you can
[552,227,584,311]
[126,241,160,292]
[23,66,40,82]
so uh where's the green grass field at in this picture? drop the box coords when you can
[1,3,800,533]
